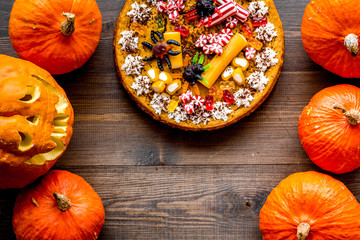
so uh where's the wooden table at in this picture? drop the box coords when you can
[1,0,360,239]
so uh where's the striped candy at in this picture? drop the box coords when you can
[203,45,213,54]
[195,34,208,48]
[245,47,256,60]
[176,0,185,11]
[220,28,233,37]
[179,90,193,103]
[210,43,223,55]
[207,33,219,44]
[169,10,179,23]
[217,0,249,22]
[225,16,239,28]
[166,0,177,14]
[192,96,205,107]
[184,102,195,114]
[156,1,166,13]
[218,34,231,46]
[203,2,237,28]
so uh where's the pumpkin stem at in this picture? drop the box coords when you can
[297,222,310,240]
[344,34,359,57]
[60,12,75,37]
[333,103,360,126]
[53,192,72,211]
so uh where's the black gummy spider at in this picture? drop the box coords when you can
[142,30,181,71]
[183,52,210,85]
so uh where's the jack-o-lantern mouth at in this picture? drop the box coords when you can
[24,75,71,165]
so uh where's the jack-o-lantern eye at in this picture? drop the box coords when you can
[26,115,40,125]
[18,132,33,152]
[18,85,40,103]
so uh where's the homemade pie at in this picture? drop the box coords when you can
[114,0,284,131]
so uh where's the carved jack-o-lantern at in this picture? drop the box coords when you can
[0,55,73,189]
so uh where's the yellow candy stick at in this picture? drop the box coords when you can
[164,32,183,69]
[200,33,247,88]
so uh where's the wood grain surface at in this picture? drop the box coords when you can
[1,0,360,239]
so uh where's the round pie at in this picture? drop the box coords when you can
[114,0,284,131]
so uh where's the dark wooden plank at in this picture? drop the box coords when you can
[1,0,360,239]
[2,165,360,240]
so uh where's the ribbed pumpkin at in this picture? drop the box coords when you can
[298,84,360,174]
[301,0,360,78]
[259,171,360,240]
[9,0,102,75]
[0,55,73,189]
[13,170,105,240]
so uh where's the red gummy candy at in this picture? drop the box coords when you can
[175,24,190,38]
[222,89,235,105]
[241,23,253,39]
[252,17,268,27]
[205,95,214,111]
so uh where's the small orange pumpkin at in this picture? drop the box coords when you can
[301,0,360,78]
[259,171,360,240]
[0,55,73,189]
[9,0,102,75]
[13,170,105,240]
[298,84,360,174]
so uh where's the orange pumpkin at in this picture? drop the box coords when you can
[9,0,102,75]
[13,170,105,240]
[301,0,360,78]
[0,55,73,189]
[298,84,360,174]
[259,171,360,240]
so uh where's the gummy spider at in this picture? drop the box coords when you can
[185,0,223,28]
[182,52,210,85]
[142,30,181,71]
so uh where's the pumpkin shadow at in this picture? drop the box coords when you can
[0,188,18,240]
[310,65,360,88]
